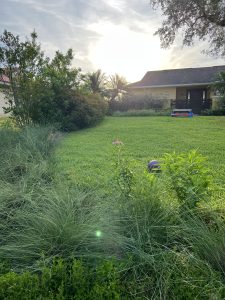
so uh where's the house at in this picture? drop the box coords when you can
[0,74,10,116]
[127,66,225,114]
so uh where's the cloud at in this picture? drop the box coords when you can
[1,0,224,81]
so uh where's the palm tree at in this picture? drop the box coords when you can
[108,74,128,101]
[85,69,107,95]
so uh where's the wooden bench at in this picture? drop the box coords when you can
[171,109,193,117]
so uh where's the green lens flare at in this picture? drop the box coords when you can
[95,230,102,237]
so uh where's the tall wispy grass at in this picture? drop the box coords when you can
[0,126,122,270]
[1,125,225,297]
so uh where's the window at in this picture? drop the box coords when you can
[187,91,191,100]
[203,90,206,100]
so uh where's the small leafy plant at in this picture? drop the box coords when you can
[163,150,212,209]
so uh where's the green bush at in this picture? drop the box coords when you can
[112,109,170,117]
[163,150,212,209]
[61,92,108,131]
[0,30,107,131]
[0,259,129,300]
[0,257,224,300]
[109,93,169,113]
[201,108,225,115]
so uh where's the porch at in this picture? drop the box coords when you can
[172,86,212,114]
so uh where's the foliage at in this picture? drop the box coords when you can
[212,71,225,110]
[180,213,225,276]
[0,255,224,299]
[201,108,225,115]
[112,109,170,116]
[0,125,56,184]
[84,69,107,96]
[150,0,225,57]
[56,116,225,189]
[2,121,225,298]
[0,30,107,130]
[111,148,225,298]
[163,150,212,209]
[61,91,108,131]
[107,74,128,102]
[0,30,47,126]
[113,144,134,198]
[0,259,129,300]
[108,93,168,113]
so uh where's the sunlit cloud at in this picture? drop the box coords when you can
[88,21,173,82]
[103,0,126,11]
[1,0,225,83]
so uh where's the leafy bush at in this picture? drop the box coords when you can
[61,92,108,131]
[112,109,171,117]
[0,257,224,300]
[0,30,107,131]
[111,149,225,298]
[163,150,212,209]
[0,259,129,300]
[201,108,225,115]
[109,93,169,114]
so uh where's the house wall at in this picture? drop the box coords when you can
[128,86,223,110]
[128,87,176,109]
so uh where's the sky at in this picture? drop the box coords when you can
[1,0,225,82]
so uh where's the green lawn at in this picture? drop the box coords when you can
[56,116,225,188]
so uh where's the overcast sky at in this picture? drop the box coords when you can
[1,0,225,82]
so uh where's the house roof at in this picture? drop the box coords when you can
[128,65,225,88]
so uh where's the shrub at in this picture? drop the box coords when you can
[0,259,129,300]
[163,150,212,209]
[112,109,171,117]
[0,257,224,300]
[201,108,225,115]
[0,30,107,131]
[109,93,170,114]
[61,92,108,131]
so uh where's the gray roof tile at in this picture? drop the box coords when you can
[128,66,225,88]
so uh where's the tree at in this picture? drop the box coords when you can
[108,74,128,101]
[0,30,47,126]
[29,49,83,125]
[0,30,107,130]
[84,69,107,95]
[213,71,225,107]
[150,0,225,57]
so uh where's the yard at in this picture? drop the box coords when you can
[56,116,225,188]
[1,116,225,298]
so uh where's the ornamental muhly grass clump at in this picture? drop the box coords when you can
[1,125,225,298]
